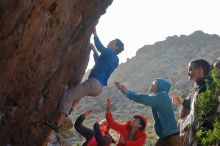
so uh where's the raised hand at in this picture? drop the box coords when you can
[114,81,121,89]
[105,97,111,112]
[172,96,184,105]
[114,81,128,94]
[83,109,93,116]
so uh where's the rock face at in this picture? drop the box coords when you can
[0,0,112,145]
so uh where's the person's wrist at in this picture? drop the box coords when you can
[123,90,128,95]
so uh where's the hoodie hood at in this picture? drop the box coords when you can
[155,78,171,93]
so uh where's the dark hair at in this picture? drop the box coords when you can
[190,59,211,76]
[115,39,124,54]
[133,115,146,131]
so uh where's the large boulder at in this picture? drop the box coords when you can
[0,0,112,145]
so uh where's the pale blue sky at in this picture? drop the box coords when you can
[87,0,220,70]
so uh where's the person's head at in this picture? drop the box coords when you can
[130,115,147,131]
[107,39,124,55]
[149,80,157,93]
[149,79,171,94]
[188,59,211,82]
[99,119,109,133]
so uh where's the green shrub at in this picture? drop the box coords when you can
[195,69,220,145]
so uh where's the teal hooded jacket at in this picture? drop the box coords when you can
[126,78,179,138]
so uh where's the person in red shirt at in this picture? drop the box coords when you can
[105,97,147,146]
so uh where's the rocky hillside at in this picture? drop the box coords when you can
[113,31,220,90]
[70,31,220,145]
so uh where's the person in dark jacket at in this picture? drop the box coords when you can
[172,59,211,119]
[172,59,211,146]
[172,59,211,118]
[74,109,116,146]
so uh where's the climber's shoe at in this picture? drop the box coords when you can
[60,117,73,132]
[44,121,62,132]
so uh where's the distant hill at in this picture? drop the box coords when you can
[69,31,220,145]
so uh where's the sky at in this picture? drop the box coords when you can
[87,0,220,70]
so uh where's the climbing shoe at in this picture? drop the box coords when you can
[44,121,62,132]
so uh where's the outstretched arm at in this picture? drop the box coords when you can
[105,98,124,133]
[105,112,124,133]
[114,81,159,107]
[126,90,159,107]
[74,110,94,140]
[93,28,108,54]
[90,44,99,63]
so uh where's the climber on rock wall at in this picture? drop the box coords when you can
[45,27,124,132]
